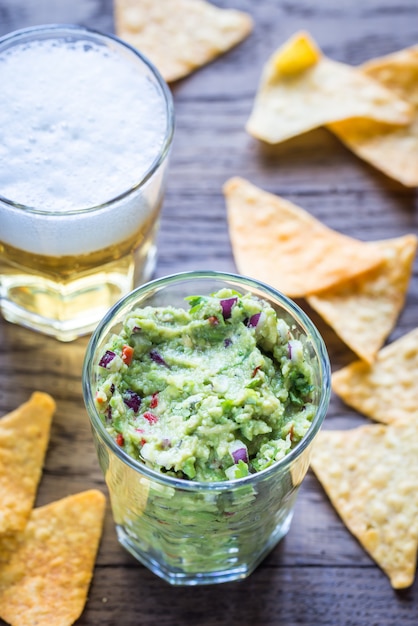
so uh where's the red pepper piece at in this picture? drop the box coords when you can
[116,433,124,446]
[143,412,158,424]
[150,392,159,408]
[122,345,134,365]
[251,366,261,378]
[135,430,146,445]
[208,315,219,326]
[95,391,105,404]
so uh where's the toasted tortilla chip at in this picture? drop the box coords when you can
[311,420,418,589]
[0,392,55,536]
[114,0,253,82]
[329,46,418,187]
[308,234,417,363]
[0,490,106,626]
[332,328,418,424]
[246,31,413,145]
[224,177,385,297]
[0,533,21,568]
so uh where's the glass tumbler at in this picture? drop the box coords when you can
[0,24,174,341]
[83,271,331,585]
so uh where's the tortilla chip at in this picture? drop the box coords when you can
[329,46,418,187]
[0,392,55,536]
[311,419,418,589]
[246,31,413,145]
[332,328,418,424]
[0,534,21,568]
[224,177,386,297]
[114,0,253,83]
[0,490,106,626]
[308,234,417,363]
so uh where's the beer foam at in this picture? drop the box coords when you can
[0,34,170,255]
[1,166,167,257]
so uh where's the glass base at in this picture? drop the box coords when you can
[115,510,294,586]
[0,246,156,341]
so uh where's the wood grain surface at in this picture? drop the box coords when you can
[0,1,417,624]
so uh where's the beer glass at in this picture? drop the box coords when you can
[0,25,174,341]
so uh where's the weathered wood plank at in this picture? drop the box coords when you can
[76,564,418,626]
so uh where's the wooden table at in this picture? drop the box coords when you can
[1,1,417,624]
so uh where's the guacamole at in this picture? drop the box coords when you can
[94,289,316,482]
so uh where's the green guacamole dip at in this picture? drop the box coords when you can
[94,289,316,482]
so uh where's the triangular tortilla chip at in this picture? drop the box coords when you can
[0,490,106,626]
[114,0,253,83]
[224,177,386,297]
[308,234,417,363]
[0,533,21,569]
[329,46,418,187]
[310,419,418,589]
[0,392,55,536]
[332,328,418,424]
[246,31,413,145]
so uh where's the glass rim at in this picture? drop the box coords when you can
[0,23,175,216]
[83,270,331,492]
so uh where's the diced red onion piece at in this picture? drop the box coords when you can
[123,389,142,412]
[231,446,249,464]
[149,349,169,368]
[220,297,238,320]
[224,338,233,348]
[288,339,302,362]
[99,350,116,368]
[247,312,261,328]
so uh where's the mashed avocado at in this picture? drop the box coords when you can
[94,289,316,482]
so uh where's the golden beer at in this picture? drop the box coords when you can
[0,207,160,339]
[0,25,174,340]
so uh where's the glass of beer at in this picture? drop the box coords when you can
[0,25,174,341]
